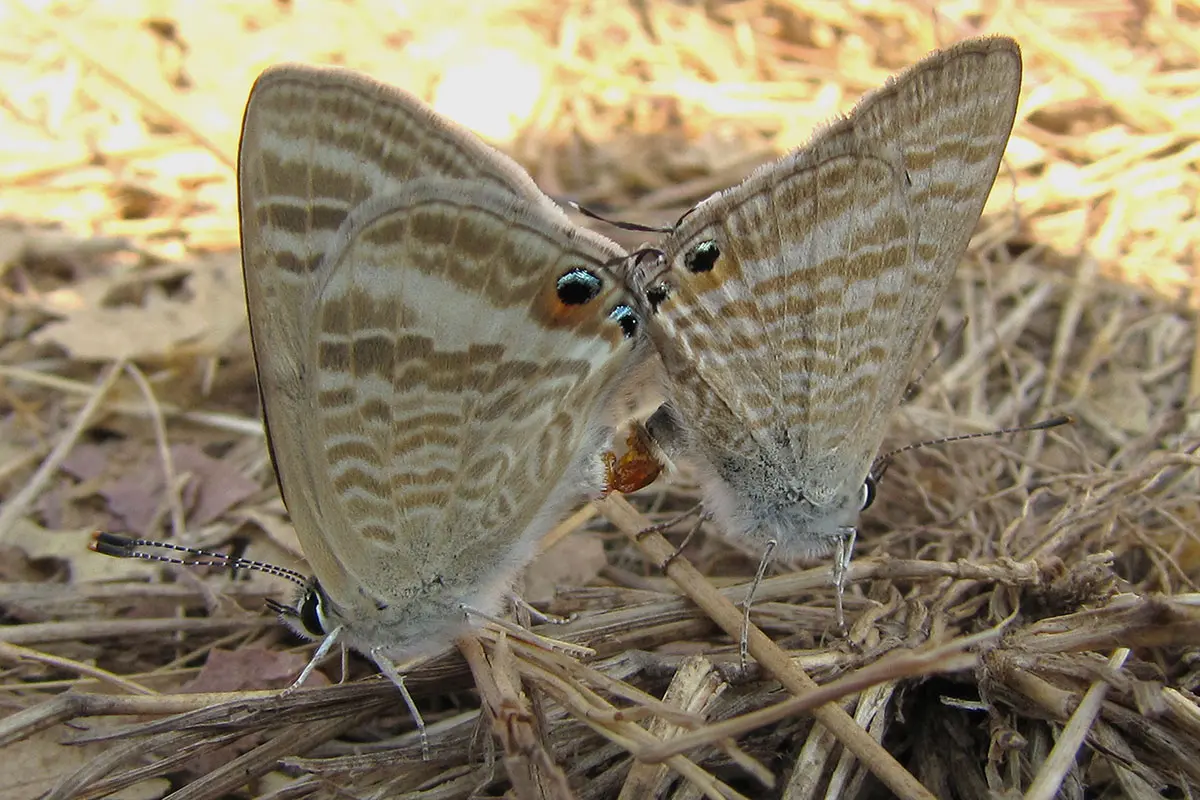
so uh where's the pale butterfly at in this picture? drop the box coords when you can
[620,36,1023,626]
[234,65,659,714]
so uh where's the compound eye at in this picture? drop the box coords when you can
[859,476,877,511]
[645,284,669,311]
[297,583,327,638]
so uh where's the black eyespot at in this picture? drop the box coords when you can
[646,284,669,312]
[609,304,639,338]
[297,584,326,637]
[685,240,720,273]
[860,476,877,511]
[556,268,603,305]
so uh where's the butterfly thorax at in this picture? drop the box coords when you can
[284,570,507,661]
[690,444,867,558]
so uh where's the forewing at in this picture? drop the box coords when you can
[238,66,637,620]
[643,36,1021,502]
[240,64,565,395]
[305,181,636,608]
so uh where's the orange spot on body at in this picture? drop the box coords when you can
[602,425,664,495]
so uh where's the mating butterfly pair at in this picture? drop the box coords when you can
[111,37,1023,704]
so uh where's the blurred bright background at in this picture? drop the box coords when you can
[2,2,1199,798]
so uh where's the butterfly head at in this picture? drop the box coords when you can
[273,577,337,641]
[702,454,877,558]
[645,395,880,556]
[272,560,524,662]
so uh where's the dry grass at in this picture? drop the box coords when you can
[0,1,1198,798]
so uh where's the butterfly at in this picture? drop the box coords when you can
[619,36,1023,625]
[236,65,658,705]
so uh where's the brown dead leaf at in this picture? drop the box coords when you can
[0,729,168,800]
[522,532,608,606]
[162,647,328,777]
[31,252,246,362]
[7,518,157,584]
[179,647,326,694]
[56,441,111,484]
[1081,370,1152,436]
[106,443,257,534]
[169,648,331,778]
[239,503,304,559]
[62,442,257,536]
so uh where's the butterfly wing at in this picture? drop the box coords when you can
[239,67,644,657]
[240,64,566,406]
[627,37,1021,547]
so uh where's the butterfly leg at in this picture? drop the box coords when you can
[636,502,711,570]
[508,593,572,625]
[636,500,706,537]
[283,626,343,695]
[740,539,777,672]
[636,404,716,568]
[372,648,429,761]
[832,527,858,632]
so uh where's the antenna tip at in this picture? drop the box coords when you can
[89,530,137,557]
[1034,414,1074,430]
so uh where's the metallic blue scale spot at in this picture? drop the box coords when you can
[556,268,603,305]
[609,304,639,338]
